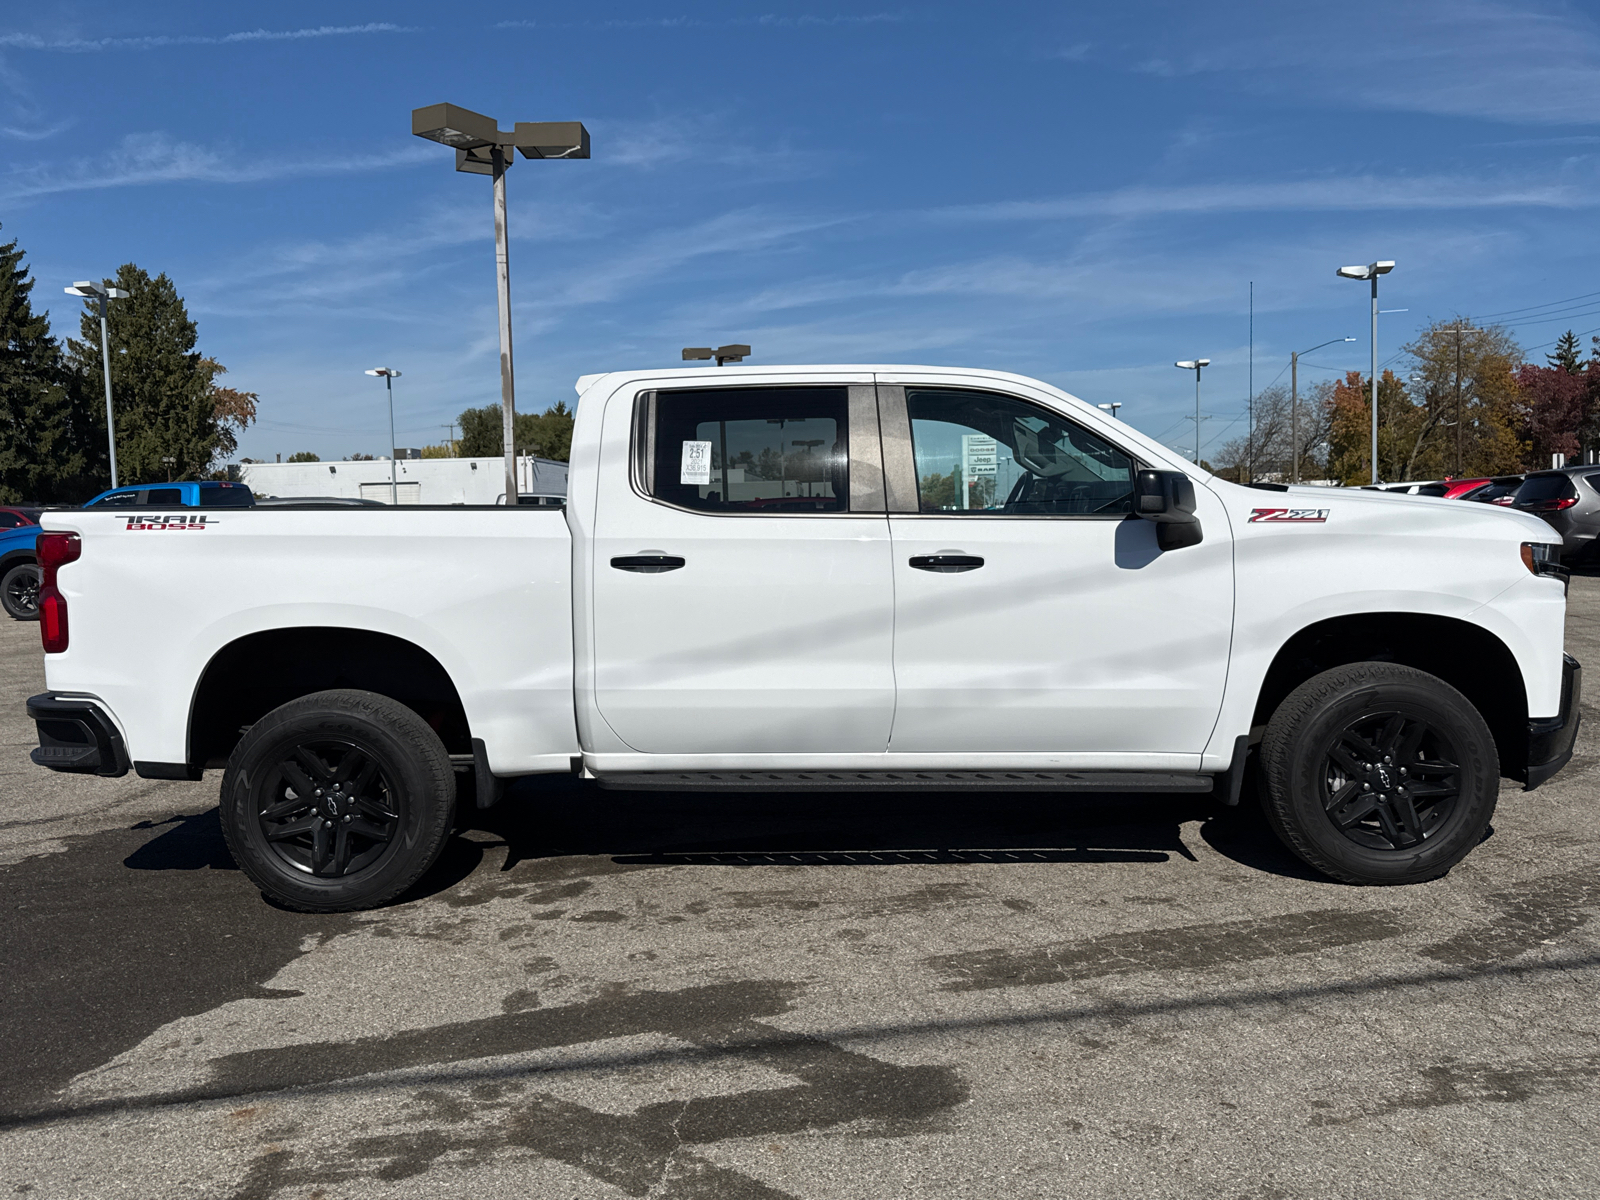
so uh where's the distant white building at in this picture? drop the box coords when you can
[238,455,567,505]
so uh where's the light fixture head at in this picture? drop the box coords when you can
[713,343,751,365]
[65,280,105,297]
[412,103,498,149]
[512,121,590,160]
[1344,336,1356,342]
[1175,359,1209,369]
[682,347,714,361]
[365,368,402,378]
[1337,265,1370,279]
[1373,260,1396,275]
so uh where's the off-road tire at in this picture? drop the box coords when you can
[1,562,41,621]
[219,689,455,912]
[1260,662,1498,885]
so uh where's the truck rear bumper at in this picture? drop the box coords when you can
[27,692,130,778]
[1526,654,1582,791]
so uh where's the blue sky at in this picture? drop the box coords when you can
[5,1,1600,463]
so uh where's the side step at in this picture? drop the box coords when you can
[594,770,1215,793]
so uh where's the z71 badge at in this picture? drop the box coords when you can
[1249,508,1329,523]
[117,514,219,531]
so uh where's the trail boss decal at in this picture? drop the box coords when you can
[1249,507,1329,523]
[118,514,220,531]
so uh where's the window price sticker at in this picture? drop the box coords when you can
[680,440,712,485]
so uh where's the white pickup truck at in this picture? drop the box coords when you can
[27,364,1581,911]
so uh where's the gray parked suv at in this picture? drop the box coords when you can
[1512,466,1600,562]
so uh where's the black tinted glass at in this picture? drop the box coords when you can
[90,492,137,507]
[907,388,1135,515]
[145,488,183,505]
[651,387,848,513]
[202,486,255,507]
[1516,474,1576,503]
[0,514,19,528]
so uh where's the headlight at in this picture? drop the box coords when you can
[1522,541,1569,591]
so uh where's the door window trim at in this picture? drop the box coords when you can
[628,383,887,517]
[875,383,1147,519]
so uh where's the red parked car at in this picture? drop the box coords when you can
[0,507,41,530]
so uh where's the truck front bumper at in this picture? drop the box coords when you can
[1526,654,1582,791]
[27,692,130,778]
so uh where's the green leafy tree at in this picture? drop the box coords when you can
[457,399,574,461]
[65,264,246,483]
[0,226,93,502]
[286,451,320,463]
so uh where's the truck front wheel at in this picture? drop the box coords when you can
[219,689,456,912]
[1259,663,1499,885]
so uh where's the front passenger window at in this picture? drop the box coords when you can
[906,388,1135,515]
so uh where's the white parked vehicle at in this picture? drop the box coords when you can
[28,365,1580,910]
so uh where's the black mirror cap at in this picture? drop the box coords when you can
[1157,521,1203,551]
[1135,469,1197,518]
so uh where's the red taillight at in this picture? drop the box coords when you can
[1529,497,1579,512]
[38,532,80,654]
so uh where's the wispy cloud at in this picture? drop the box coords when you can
[0,132,435,202]
[494,13,909,31]
[932,173,1600,222]
[1128,0,1600,126]
[0,23,417,52]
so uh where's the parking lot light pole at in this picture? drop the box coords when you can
[1097,402,1123,419]
[1174,359,1210,465]
[63,280,130,488]
[413,104,590,507]
[1289,337,1356,485]
[1337,261,1396,484]
[365,369,402,504]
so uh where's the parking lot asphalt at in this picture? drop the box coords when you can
[3,585,1599,1200]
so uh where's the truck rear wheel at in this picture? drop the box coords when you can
[1259,663,1498,885]
[2,562,41,621]
[219,689,456,912]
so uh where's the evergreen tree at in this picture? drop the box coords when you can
[65,264,232,483]
[1549,330,1584,374]
[0,225,90,502]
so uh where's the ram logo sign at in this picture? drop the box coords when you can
[1248,508,1330,523]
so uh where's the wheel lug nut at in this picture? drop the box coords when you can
[1378,794,1387,802]
[1363,783,1371,791]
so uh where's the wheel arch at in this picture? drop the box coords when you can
[1252,612,1528,779]
[0,548,38,572]
[187,626,472,769]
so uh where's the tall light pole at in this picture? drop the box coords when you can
[64,280,130,488]
[1174,359,1210,466]
[365,368,402,504]
[412,104,590,507]
[1337,260,1396,484]
[1289,337,1356,484]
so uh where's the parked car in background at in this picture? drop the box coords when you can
[1512,467,1600,562]
[0,506,42,530]
[82,481,255,509]
[1442,478,1491,500]
[1464,476,1524,506]
[254,496,385,507]
[1364,481,1450,496]
[0,523,42,620]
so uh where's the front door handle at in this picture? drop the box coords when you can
[909,554,984,573]
[611,555,686,573]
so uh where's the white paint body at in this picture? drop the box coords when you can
[41,365,1567,779]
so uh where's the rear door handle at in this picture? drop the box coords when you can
[909,554,984,573]
[611,555,686,573]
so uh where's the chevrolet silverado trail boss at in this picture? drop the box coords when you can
[26,365,1581,911]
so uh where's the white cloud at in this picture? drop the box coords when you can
[0,132,436,201]
[0,24,417,52]
[493,14,910,31]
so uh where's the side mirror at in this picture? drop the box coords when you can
[1134,470,1203,550]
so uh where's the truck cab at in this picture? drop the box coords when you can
[82,481,256,509]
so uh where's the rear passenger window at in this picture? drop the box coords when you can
[89,492,137,507]
[647,387,849,513]
[145,488,183,506]
[202,486,255,507]
[906,388,1135,515]
[0,513,19,529]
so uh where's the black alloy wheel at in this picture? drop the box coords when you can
[257,739,403,878]
[1,562,41,621]
[1260,662,1498,885]
[220,689,456,912]
[1321,711,1461,851]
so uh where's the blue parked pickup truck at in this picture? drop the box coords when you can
[2,481,253,620]
[82,480,255,509]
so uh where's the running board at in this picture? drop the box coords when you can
[594,770,1215,793]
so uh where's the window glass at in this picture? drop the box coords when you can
[201,485,255,507]
[651,387,848,513]
[906,388,1135,515]
[1516,474,1575,503]
[145,488,183,506]
[89,491,137,507]
[0,513,19,529]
